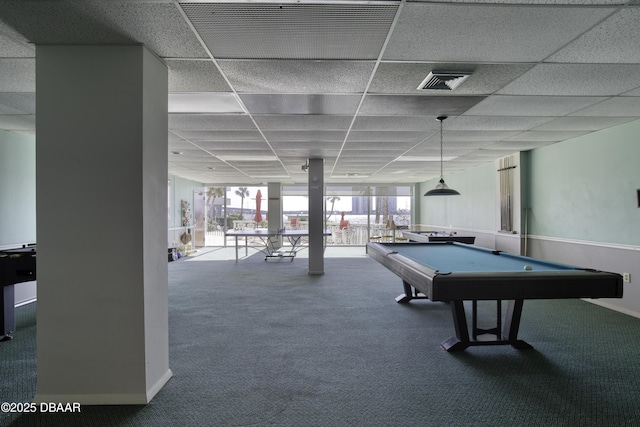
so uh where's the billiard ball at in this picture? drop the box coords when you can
[524,265,532,270]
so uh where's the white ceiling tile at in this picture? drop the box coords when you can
[498,64,640,96]
[484,141,557,151]
[532,116,636,131]
[219,60,375,93]
[180,3,398,60]
[168,93,245,114]
[504,130,590,142]
[359,95,485,116]
[241,94,361,115]
[0,23,34,57]
[464,95,608,116]
[0,59,34,92]
[254,115,352,131]
[569,97,640,116]
[263,130,347,142]
[169,114,256,130]
[0,114,35,130]
[0,93,35,114]
[547,9,640,64]
[346,131,427,143]
[384,3,613,62]
[447,115,555,131]
[352,116,439,132]
[175,130,263,142]
[167,60,232,92]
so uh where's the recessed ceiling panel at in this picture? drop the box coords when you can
[175,130,263,141]
[168,93,244,113]
[547,9,640,64]
[0,22,34,57]
[167,60,232,92]
[253,115,352,131]
[0,114,35,130]
[352,116,439,132]
[0,93,35,114]
[271,140,343,152]
[464,95,607,116]
[569,97,640,117]
[263,130,347,142]
[384,3,613,62]
[498,64,640,96]
[504,130,590,142]
[359,95,485,116]
[342,140,421,150]
[0,59,34,91]
[218,60,375,93]
[180,3,398,60]
[240,94,361,115]
[484,141,556,151]
[532,116,636,131]
[346,131,427,143]
[447,115,554,131]
[169,114,256,130]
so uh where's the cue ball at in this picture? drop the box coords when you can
[524,265,532,270]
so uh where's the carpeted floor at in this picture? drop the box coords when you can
[2,247,640,426]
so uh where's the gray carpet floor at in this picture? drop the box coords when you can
[2,246,640,426]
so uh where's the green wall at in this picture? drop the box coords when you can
[418,119,640,247]
[528,119,640,246]
[0,130,36,246]
[419,161,496,232]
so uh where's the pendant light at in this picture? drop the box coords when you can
[424,115,460,196]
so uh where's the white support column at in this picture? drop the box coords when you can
[308,158,324,275]
[267,182,282,233]
[267,182,282,248]
[35,46,172,405]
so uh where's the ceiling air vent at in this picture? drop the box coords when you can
[417,71,472,91]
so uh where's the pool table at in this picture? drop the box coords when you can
[1,245,36,341]
[367,241,623,352]
[403,230,476,244]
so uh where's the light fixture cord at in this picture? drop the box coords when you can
[439,118,444,180]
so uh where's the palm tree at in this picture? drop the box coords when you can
[235,187,250,219]
[206,187,225,225]
[326,196,340,221]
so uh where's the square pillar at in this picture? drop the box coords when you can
[308,158,324,275]
[35,46,171,404]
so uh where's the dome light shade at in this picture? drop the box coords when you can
[424,179,461,196]
[424,115,460,197]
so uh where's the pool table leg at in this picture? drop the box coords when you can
[442,299,533,352]
[395,281,429,303]
[441,301,471,351]
[503,299,533,350]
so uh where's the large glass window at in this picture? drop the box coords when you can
[203,184,412,247]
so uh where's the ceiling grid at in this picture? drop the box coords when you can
[0,0,639,184]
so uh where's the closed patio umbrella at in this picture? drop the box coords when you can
[254,190,263,223]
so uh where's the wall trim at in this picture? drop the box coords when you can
[527,234,640,252]
[587,299,640,320]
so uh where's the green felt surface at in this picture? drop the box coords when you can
[389,243,577,273]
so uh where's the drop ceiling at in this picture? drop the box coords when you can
[1,0,639,185]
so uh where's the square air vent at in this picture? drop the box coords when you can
[417,71,472,91]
